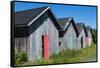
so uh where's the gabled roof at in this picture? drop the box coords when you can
[76,23,87,36]
[14,6,62,37]
[85,26,92,37]
[15,6,49,26]
[85,26,91,32]
[58,18,79,37]
[57,17,71,37]
[57,17,72,30]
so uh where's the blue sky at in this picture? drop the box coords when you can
[14,2,97,29]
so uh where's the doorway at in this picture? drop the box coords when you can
[81,37,83,48]
[42,35,49,60]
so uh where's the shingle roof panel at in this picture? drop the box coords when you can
[57,17,71,29]
[15,6,48,25]
[76,23,84,33]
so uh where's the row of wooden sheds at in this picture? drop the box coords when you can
[14,6,93,61]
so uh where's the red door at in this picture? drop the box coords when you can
[42,35,49,60]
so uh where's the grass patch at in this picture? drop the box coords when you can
[33,43,96,65]
[15,43,97,66]
[51,43,96,63]
[14,50,28,66]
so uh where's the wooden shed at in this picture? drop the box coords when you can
[76,23,87,49]
[58,18,78,50]
[14,6,62,61]
[85,26,93,46]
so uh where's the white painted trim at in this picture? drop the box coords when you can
[68,17,72,21]
[28,7,50,26]
[63,18,72,30]
[64,21,69,30]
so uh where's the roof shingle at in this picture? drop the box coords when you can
[15,6,48,26]
[76,23,85,33]
[57,17,72,29]
[85,26,91,36]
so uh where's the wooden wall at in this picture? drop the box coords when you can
[15,37,27,52]
[15,18,59,61]
[86,30,93,46]
[60,23,77,50]
[76,29,86,49]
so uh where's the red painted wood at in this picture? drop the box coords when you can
[43,35,49,60]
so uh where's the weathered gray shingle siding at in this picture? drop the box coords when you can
[76,29,86,49]
[15,37,27,52]
[86,28,93,46]
[15,18,59,60]
[87,30,93,39]
[88,30,93,43]
[60,23,77,50]
[15,18,59,61]
[14,6,61,61]
[88,32,92,37]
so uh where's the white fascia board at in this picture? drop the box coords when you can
[28,7,50,26]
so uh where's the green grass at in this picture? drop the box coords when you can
[48,43,96,64]
[15,43,97,66]
[33,43,96,65]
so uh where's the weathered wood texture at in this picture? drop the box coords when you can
[86,30,93,46]
[76,29,86,49]
[15,18,59,61]
[15,38,27,52]
[59,23,77,51]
